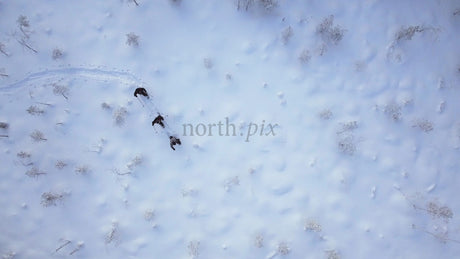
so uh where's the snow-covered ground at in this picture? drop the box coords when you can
[1,0,460,258]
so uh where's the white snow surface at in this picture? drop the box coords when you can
[1,0,460,258]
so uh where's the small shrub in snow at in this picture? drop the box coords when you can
[224,176,240,191]
[325,249,340,259]
[187,241,200,258]
[354,61,366,72]
[113,107,128,126]
[457,125,460,141]
[52,48,64,60]
[17,151,33,166]
[0,122,9,129]
[237,0,278,12]
[258,0,277,10]
[55,160,68,169]
[298,49,311,64]
[203,58,213,69]
[254,234,264,248]
[126,33,139,47]
[412,119,433,132]
[281,26,293,45]
[17,151,31,159]
[384,102,402,121]
[2,251,16,259]
[144,209,155,221]
[90,138,106,153]
[52,84,69,99]
[17,15,30,29]
[130,0,140,6]
[454,9,460,16]
[338,121,358,133]
[30,130,47,142]
[75,165,91,175]
[426,201,453,221]
[182,188,198,197]
[16,15,37,53]
[316,15,345,45]
[337,135,356,155]
[336,121,358,155]
[26,105,45,115]
[169,0,181,5]
[101,102,112,110]
[304,219,322,232]
[277,242,290,255]
[105,223,120,245]
[26,167,46,177]
[127,155,143,170]
[318,109,333,120]
[17,15,31,37]
[316,43,328,56]
[41,192,65,207]
[394,25,427,42]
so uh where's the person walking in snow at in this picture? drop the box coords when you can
[152,114,165,128]
[134,87,149,98]
[169,136,181,150]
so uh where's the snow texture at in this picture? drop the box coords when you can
[1,0,460,258]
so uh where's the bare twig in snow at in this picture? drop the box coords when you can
[17,38,37,53]
[75,165,91,175]
[55,240,71,253]
[112,168,132,176]
[105,223,120,245]
[0,42,10,56]
[52,84,69,100]
[70,242,84,255]
[281,26,293,45]
[37,102,52,106]
[26,167,47,177]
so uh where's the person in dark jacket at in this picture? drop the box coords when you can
[152,115,165,128]
[134,87,149,98]
[169,136,181,150]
